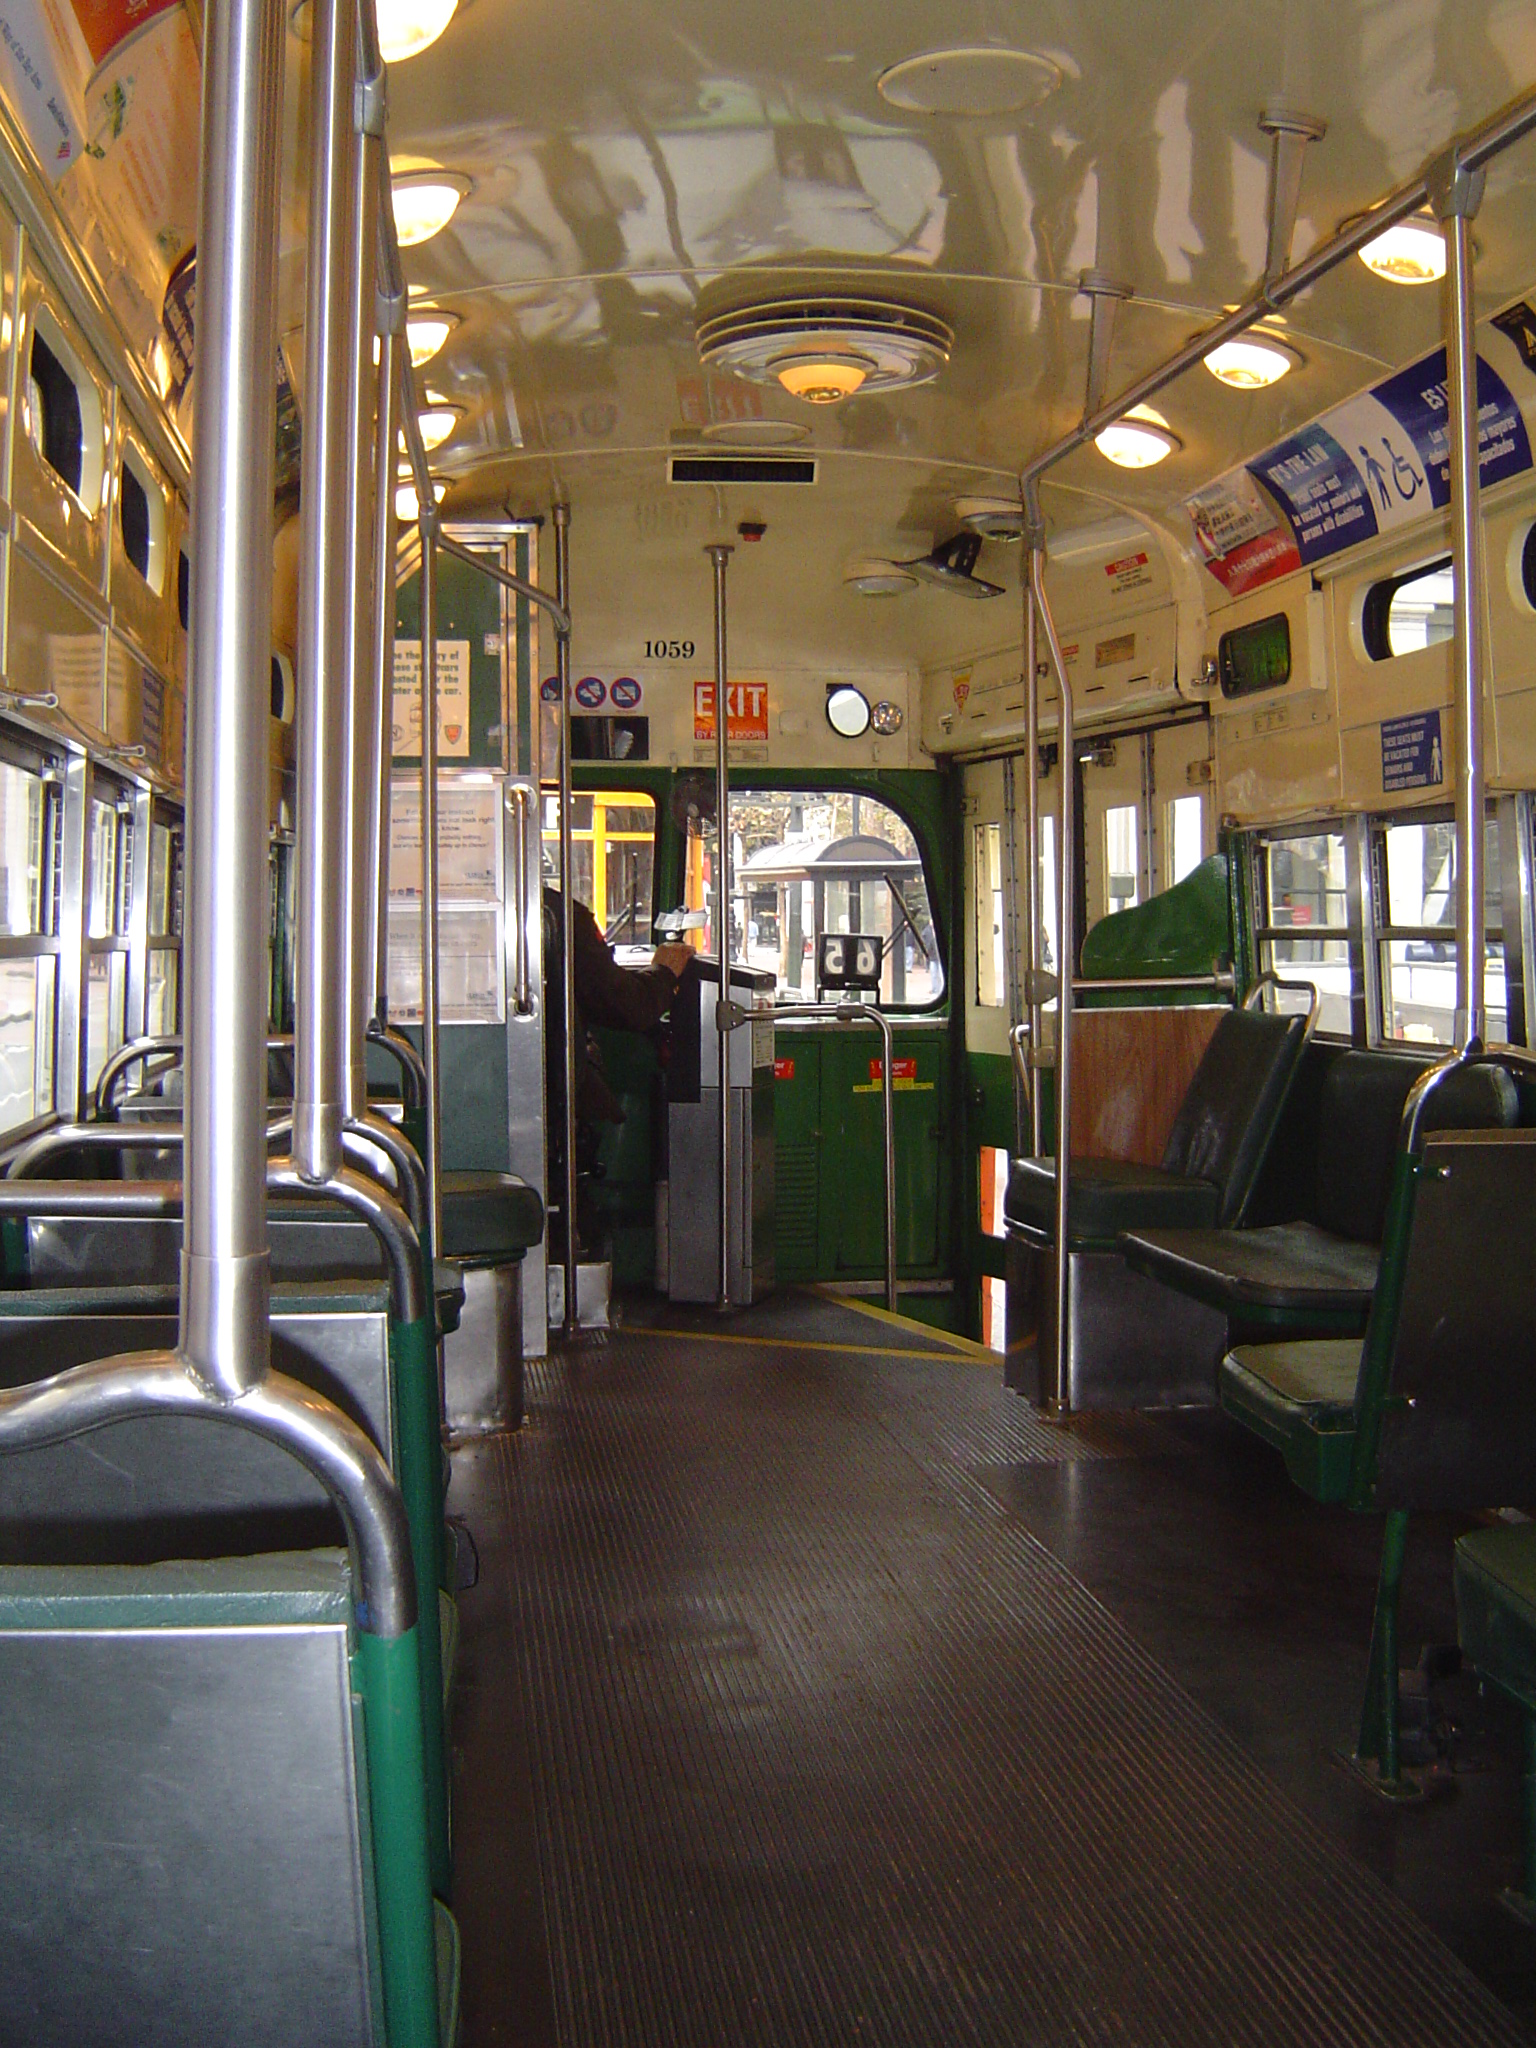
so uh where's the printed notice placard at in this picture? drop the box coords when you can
[392,639,471,758]
[1381,709,1444,793]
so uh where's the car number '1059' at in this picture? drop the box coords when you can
[645,639,695,659]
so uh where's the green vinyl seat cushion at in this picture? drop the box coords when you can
[1005,1155,1220,1246]
[1219,1339,1361,1502]
[1455,1525,1536,1711]
[1122,1223,1380,1329]
[439,1171,543,1263]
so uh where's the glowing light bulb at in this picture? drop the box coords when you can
[1203,337,1295,389]
[1358,216,1446,285]
[1094,405,1177,469]
[376,0,456,62]
[390,173,465,247]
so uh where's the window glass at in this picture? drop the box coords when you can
[28,327,84,496]
[88,796,119,939]
[148,820,179,937]
[1039,815,1058,981]
[542,791,655,943]
[1383,563,1454,657]
[1168,795,1204,887]
[1260,831,1350,1035]
[1104,804,1139,916]
[1379,815,1504,1045]
[147,947,178,1037]
[683,789,943,1007]
[974,822,1004,1008]
[84,951,126,1089]
[0,762,48,935]
[0,956,49,1132]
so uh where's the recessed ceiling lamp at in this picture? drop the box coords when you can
[1203,336,1296,389]
[390,171,467,247]
[697,297,953,404]
[407,312,457,367]
[395,477,442,522]
[1358,213,1446,285]
[1094,405,1178,469]
[416,405,460,450]
[955,494,1027,541]
[699,418,812,448]
[844,557,918,596]
[376,0,456,62]
[877,45,1061,117]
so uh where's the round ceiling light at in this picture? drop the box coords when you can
[396,477,442,522]
[955,494,1027,541]
[844,558,917,597]
[877,46,1061,117]
[1095,405,1178,470]
[1358,214,1445,285]
[406,312,457,367]
[1203,336,1296,389]
[772,350,875,405]
[699,418,812,448]
[376,0,456,61]
[697,297,952,399]
[416,405,460,450]
[390,171,467,247]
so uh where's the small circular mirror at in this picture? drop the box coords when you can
[826,684,871,738]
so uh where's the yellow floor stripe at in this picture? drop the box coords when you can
[613,1326,975,1363]
[808,1287,1000,1364]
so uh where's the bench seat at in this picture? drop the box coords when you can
[439,1170,543,1264]
[1005,1156,1219,1244]
[1123,1223,1379,1330]
[1218,1339,1360,1501]
[1457,1525,1536,1712]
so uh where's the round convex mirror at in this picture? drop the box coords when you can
[826,684,871,738]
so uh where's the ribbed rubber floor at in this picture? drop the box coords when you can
[488,1317,1524,2047]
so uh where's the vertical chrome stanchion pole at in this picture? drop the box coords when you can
[1001,751,1023,1154]
[292,0,357,1183]
[419,518,443,1258]
[706,543,733,1310]
[554,503,578,1336]
[179,0,283,1393]
[342,87,381,1124]
[1022,560,1044,1155]
[876,1006,896,1311]
[371,321,401,1025]
[1429,149,1489,1048]
[1027,492,1074,1412]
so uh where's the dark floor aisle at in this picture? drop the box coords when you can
[446,1294,1536,2046]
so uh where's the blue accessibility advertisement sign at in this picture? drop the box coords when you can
[1381,708,1445,793]
[1250,348,1532,567]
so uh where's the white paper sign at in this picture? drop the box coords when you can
[387,780,501,903]
[392,639,471,759]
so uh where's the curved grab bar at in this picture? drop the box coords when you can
[344,1113,427,1235]
[366,1021,426,1109]
[506,782,534,1015]
[1243,970,1322,1034]
[1007,1021,1035,1137]
[1402,1038,1536,1153]
[266,1160,426,1327]
[94,1033,305,1120]
[775,1003,896,1310]
[0,1348,416,1637]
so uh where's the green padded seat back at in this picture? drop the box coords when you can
[439,1170,544,1262]
[1313,1054,1518,1243]
[1161,1008,1308,1226]
[0,1547,353,1631]
[1456,1524,1536,1711]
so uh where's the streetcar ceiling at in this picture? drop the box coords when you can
[320,0,1536,650]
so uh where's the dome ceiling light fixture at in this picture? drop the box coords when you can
[406,312,458,367]
[375,0,457,61]
[416,405,461,450]
[955,494,1027,542]
[1094,404,1179,470]
[1202,335,1297,389]
[1358,212,1447,284]
[877,45,1062,117]
[697,298,953,405]
[844,557,918,597]
[390,170,468,247]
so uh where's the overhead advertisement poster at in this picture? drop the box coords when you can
[1248,348,1531,567]
[1188,344,1535,589]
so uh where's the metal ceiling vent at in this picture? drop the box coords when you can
[695,297,954,403]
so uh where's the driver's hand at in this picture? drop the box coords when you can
[653,943,693,980]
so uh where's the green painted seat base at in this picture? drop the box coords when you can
[1456,1525,1536,1711]
[1219,1341,1360,1502]
[434,1900,462,2048]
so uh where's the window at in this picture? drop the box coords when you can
[26,313,103,511]
[542,791,656,944]
[1039,815,1058,980]
[1104,804,1139,916]
[84,779,132,1090]
[1362,556,1454,660]
[0,754,58,1136]
[148,813,182,1038]
[117,445,166,592]
[177,548,190,632]
[1376,813,1504,1045]
[1256,829,1351,1035]
[1167,795,1204,887]
[974,822,1004,1008]
[683,789,943,1007]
